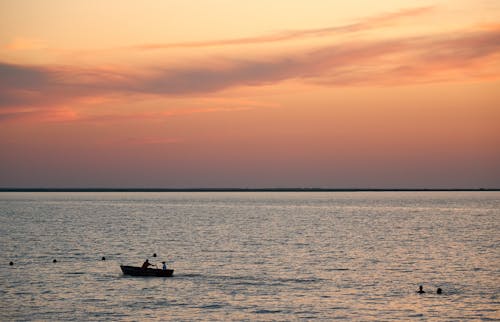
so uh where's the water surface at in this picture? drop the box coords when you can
[1,192,499,320]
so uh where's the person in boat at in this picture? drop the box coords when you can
[417,285,425,294]
[162,261,167,270]
[141,259,153,269]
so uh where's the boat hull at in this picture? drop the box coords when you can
[120,265,174,277]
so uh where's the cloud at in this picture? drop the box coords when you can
[0,62,131,108]
[0,107,78,123]
[126,27,500,93]
[0,63,53,89]
[1,25,499,118]
[4,37,46,51]
[132,6,434,50]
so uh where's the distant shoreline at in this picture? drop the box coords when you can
[0,188,498,192]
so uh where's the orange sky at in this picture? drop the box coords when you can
[1,0,499,188]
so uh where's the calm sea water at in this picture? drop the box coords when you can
[0,192,499,321]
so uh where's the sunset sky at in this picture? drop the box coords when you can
[1,0,499,188]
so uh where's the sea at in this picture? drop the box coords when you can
[0,191,499,321]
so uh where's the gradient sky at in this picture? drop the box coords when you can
[1,0,499,188]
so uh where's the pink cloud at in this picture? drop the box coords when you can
[0,107,79,123]
[1,24,499,121]
[132,6,435,50]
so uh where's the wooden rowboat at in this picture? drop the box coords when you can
[120,265,174,277]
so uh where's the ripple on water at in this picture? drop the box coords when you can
[1,191,499,320]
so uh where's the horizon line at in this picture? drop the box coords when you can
[0,188,498,192]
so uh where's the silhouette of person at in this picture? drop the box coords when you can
[417,285,425,294]
[141,259,153,269]
[437,288,442,294]
[162,261,167,270]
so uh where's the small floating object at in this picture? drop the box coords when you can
[53,259,57,263]
[120,265,173,277]
[153,253,157,257]
[101,256,106,261]
[9,261,13,266]
[437,288,442,294]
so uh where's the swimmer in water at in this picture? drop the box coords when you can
[437,288,442,294]
[417,285,425,294]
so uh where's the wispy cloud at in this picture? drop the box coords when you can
[4,37,46,51]
[0,107,78,123]
[1,24,499,121]
[133,6,434,50]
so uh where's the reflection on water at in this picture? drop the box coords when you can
[1,192,499,320]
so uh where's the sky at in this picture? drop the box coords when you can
[1,0,499,188]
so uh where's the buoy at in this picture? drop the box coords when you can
[101,256,106,261]
[153,253,157,257]
[53,259,57,263]
[9,261,13,266]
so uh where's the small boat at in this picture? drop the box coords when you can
[120,265,174,277]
